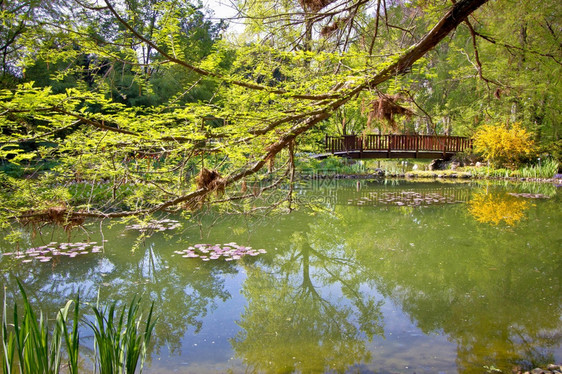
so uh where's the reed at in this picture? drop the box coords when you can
[520,158,559,179]
[2,282,156,374]
[87,296,156,374]
[2,291,15,374]
[58,295,80,374]
[2,280,73,374]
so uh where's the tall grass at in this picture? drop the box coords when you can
[2,283,156,374]
[87,296,156,374]
[2,291,15,374]
[59,295,80,374]
[520,158,559,179]
[1,280,76,374]
[468,158,559,179]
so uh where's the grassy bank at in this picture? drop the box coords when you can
[297,156,560,182]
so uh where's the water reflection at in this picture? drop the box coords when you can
[0,181,560,373]
[1,224,234,355]
[232,228,383,373]
[468,190,532,226]
[327,193,561,372]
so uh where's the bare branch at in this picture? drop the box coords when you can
[368,0,382,56]
[464,18,502,88]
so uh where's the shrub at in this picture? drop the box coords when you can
[473,123,536,168]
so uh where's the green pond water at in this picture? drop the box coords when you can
[1,179,561,373]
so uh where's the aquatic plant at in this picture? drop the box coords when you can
[2,291,15,374]
[173,243,267,261]
[87,297,156,374]
[519,158,559,179]
[60,296,80,374]
[465,158,559,179]
[2,283,156,374]
[1,280,78,374]
[1,241,104,265]
[346,191,463,207]
[125,219,180,232]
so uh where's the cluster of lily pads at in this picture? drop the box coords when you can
[173,242,267,261]
[349,191,461,207]
[126,219,181,232]
[2,241,104,264]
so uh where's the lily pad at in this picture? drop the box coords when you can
[179,242,268,262]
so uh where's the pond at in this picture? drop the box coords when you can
[1,179,561,373]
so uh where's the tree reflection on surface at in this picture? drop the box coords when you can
[0,182,560,373]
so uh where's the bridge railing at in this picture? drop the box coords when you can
[325,134,472,154]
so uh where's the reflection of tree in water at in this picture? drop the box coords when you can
[468,190,531,226]
[333,197,561,372]
[0,227,233,356]
[232,225,384,373]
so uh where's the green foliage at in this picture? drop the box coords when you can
[465,157,558,179]
[2,280,76,374]
[539,139,562,163]
[2,282,156,374]
[0,0,559,222]
[467,166,515,179]
[519,158,559,179]
[297,156,366,175]
[87,297,156,374]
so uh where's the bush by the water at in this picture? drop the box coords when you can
[473,123,536,168]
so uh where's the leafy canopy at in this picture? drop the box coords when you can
[0,0,559,226]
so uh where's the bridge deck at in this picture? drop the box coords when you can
[318,134,472,160]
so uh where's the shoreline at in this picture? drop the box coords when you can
[299,171,562,185]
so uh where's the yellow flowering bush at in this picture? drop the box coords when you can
[473,123,536,168]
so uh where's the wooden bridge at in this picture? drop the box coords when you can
[316,134,472,159]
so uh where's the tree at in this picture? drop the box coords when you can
[0,0,40,86]
[405,0,562,142]
[1,0,492,226]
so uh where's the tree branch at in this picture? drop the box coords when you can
[13,0,490,220]
[474,30,562,66]
[102,0,343,101]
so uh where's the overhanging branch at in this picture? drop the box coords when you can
[13,0,490,220]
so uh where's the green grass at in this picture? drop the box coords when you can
[2,282,156,374]
[465,158,559,179]
[404,170,472,178]
[519,158,559,179]
[297,156,367,175]
[87,296,156,374]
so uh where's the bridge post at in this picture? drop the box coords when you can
[360,135,364,158]
[387,135,391,158]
